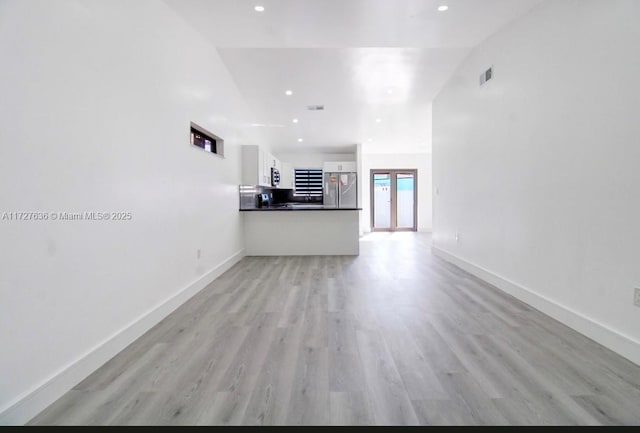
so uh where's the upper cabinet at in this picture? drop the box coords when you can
[242,145,285,188]
[262,150,271,185]
[268,154,282,172]
[242,145,271,187]
[323,161,357,173]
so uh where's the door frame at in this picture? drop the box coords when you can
[370,169,418,232]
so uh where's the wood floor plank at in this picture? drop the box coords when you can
[470,333,600,426]
[355,330,420,425]
[277,284,308,327]
[329,392,376,426]
[510,321,640,404]
[328,311,368,393]
[411,399,481,426]
[119,324,251,425]
[26,391,90,426]
[427,315,511,399]
[400,314,468,375]
[241,326,302,425]
[378,316,448,401]
[492,397,558,426]
[285,346,330,425]
[29,343,169,425]
[327,278,347,313]
[435,372,510,425]
[572,394,640,426]
[28,234,640,426]
[328,348,366,393]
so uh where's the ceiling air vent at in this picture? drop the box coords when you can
[480,66,493,86]
[307,105,325,111]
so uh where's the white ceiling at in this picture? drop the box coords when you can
[164,0,545,154]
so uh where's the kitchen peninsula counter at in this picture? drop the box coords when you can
[240,206,362,212]
[242,207,361,256]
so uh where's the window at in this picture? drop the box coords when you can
[190,122,224,157]
[294,169,323,197]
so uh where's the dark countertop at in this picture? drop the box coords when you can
[240,205,362,212]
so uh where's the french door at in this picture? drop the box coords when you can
[370,170,418,232]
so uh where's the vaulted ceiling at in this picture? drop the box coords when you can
[164,0,545,154]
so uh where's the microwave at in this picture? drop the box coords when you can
[271,168,280,187]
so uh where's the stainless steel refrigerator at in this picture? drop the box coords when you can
[324,172,358,208]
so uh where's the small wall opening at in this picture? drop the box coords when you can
[190,122,224,157]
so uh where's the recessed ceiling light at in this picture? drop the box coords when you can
[254,6,265,12]
[387,89,394,95]
[376,118,382,123]
[367,138,373,143]
[292,118,299,124]
[285,90,293,96]
[298,138,304,143]
[438,5,449,12]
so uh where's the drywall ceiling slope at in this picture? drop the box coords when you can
[164,0,545,154]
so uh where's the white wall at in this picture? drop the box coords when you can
[244,211,360,256]
[433,0,640,364]
[276,152,356,169]
[0,0,259,423]
[361,153,432,233]
[356,144,364,236]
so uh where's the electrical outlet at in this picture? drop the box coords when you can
[197,249,202,260]
[480,66,494,86]
[634,288,640,308]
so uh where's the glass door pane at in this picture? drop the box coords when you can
[395,173,415,229]
[373,173,391,229]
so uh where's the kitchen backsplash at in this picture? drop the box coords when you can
[272,188,322,204]
[239,185,321,209]
[239,185,273,210]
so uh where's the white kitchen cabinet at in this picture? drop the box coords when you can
[323,161,357,173]
[272,157,282,172]
[242,145,271,187]
[280,162,294,189]
[266,153,282,177]
[267,154,282,172]
[262,151,271,185]
[242,146,287,187]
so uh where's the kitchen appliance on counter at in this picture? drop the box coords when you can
[256,193,271,208]
[271,168,280,187]
[324,172,357,208]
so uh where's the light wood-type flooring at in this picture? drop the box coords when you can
[30,233,640,425]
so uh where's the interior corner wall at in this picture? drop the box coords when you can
[0,0,257,423]
[361,153,432,233]
[356,144,364,237]
[433,0,640,364]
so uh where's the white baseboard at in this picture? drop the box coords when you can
[0,249,245,426]
[432,246,640,367]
